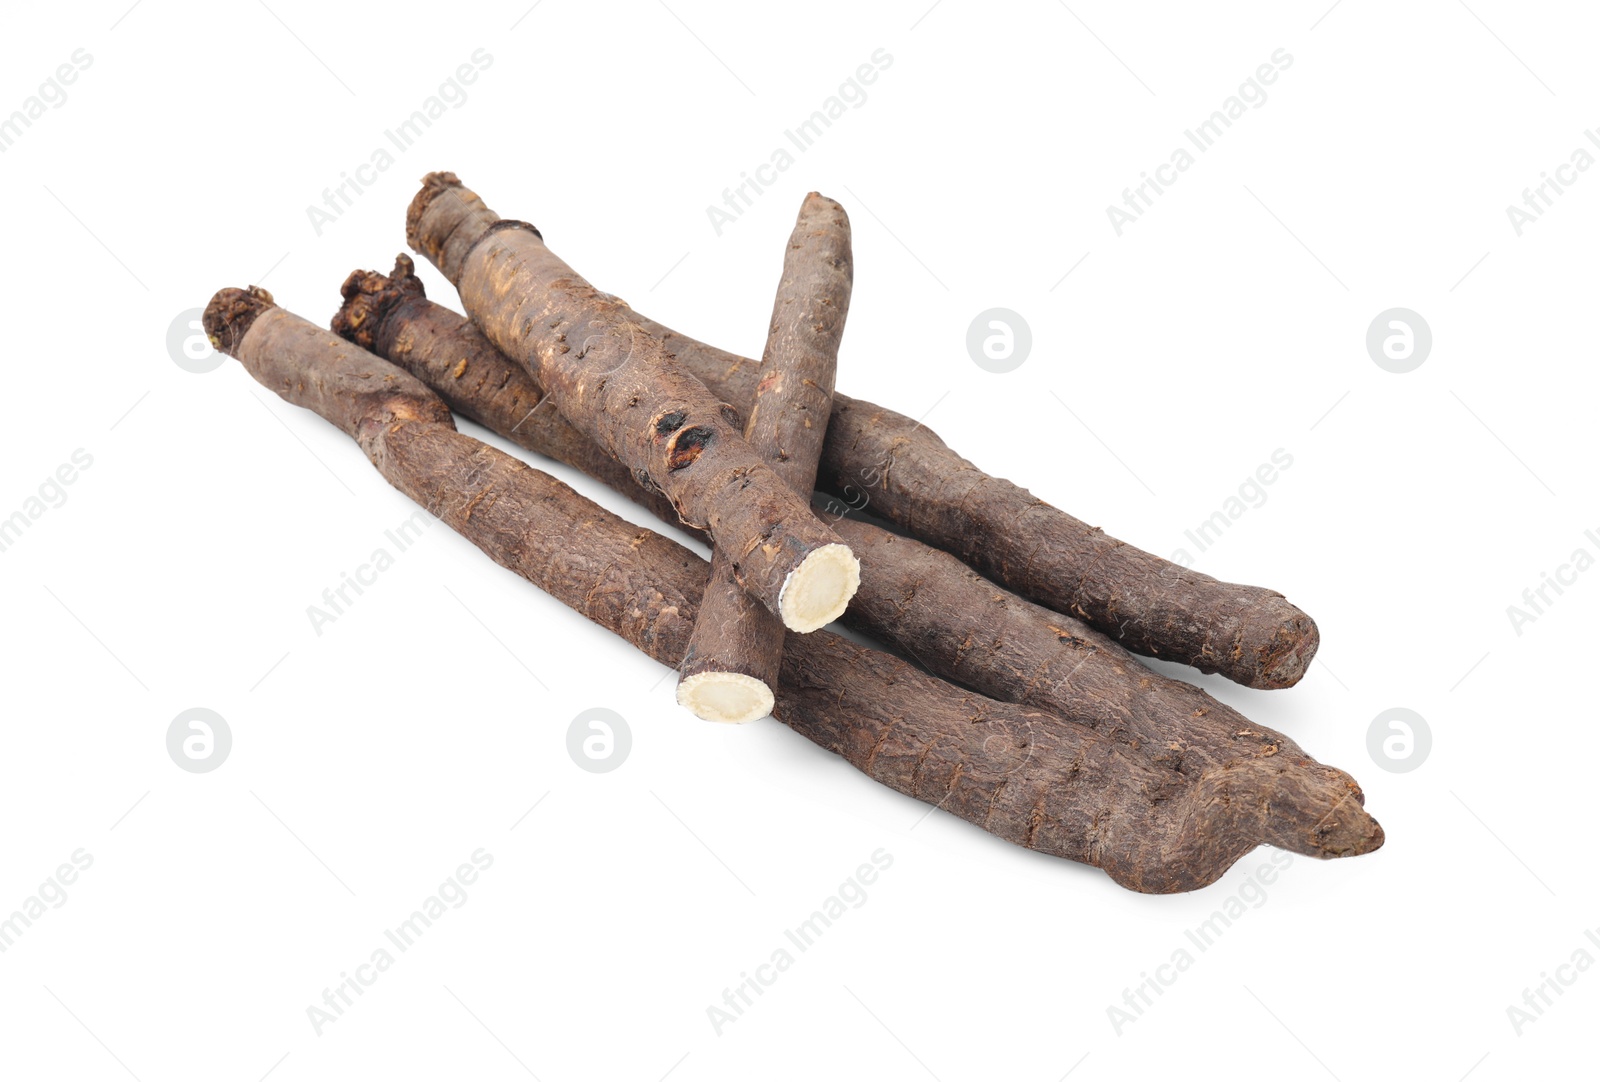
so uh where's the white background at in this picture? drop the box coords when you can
[2,1,1595,1078]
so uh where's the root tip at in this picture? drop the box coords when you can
[1302,789,1386,859]
[406,171,465,252]
[332,254,424,349]
[203,286,275,356]
[1252,612,1321,690]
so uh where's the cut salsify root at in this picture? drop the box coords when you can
[778,543,860,635]
[405,173,857,634]
[403,173,1318,690]
[677,193,855,719]
[675,672,774,726]
[330,265,1385,886]
[215,287,1373,892]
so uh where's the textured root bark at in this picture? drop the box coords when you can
[405,173,857,633]
[219,288,1370,892]
[829,518,1379,858]
[206,285,453,441]
[401,173,1316,689]
[637,331,1321,691]
[678,193,853,723]
[330,269,1384,871]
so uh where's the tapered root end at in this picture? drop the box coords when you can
[333,254,424,349]
[405,171,465,253]
[1134,757,1384,892]
[1306,791,1385,859]
[1261,763,1385,859]
[799,191,849,228]
[676,671,775,724]
[778,543,861,633]
[203,286,275,356]
[1243,607,1321,690]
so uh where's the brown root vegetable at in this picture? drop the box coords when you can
[405,174,857,634]
[207,285,453,439]
[331,267,1383,870]
[827,516,1376,859]
[677,193,853,724]
[402,173,1317,690]
[216,287,1376,892]
[335,255,667,521]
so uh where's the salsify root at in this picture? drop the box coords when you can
[405,173,857,634]
[829,517,1378,859]
[216,286,1375,892]
[677,193,854,724]
[403,172,1317,690]
[330,265,1384,870]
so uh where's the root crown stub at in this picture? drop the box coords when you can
[203,285,275,353]
[333,255,425,351]
[676,671,776,724]
[778,543,861,633]
[404,171,465,252]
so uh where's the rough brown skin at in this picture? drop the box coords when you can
[336,255,691,528]
[334,254,653,512]
[829,517,1377,858]
[405,173,855,633]
[677,193,853,721]
[206,286,453,441]
[403,173,1317,689]
[330,271,1384,871]
[218,289,1377,892]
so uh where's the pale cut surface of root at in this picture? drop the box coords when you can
[676,671,775,724]
[778,543,861,633]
